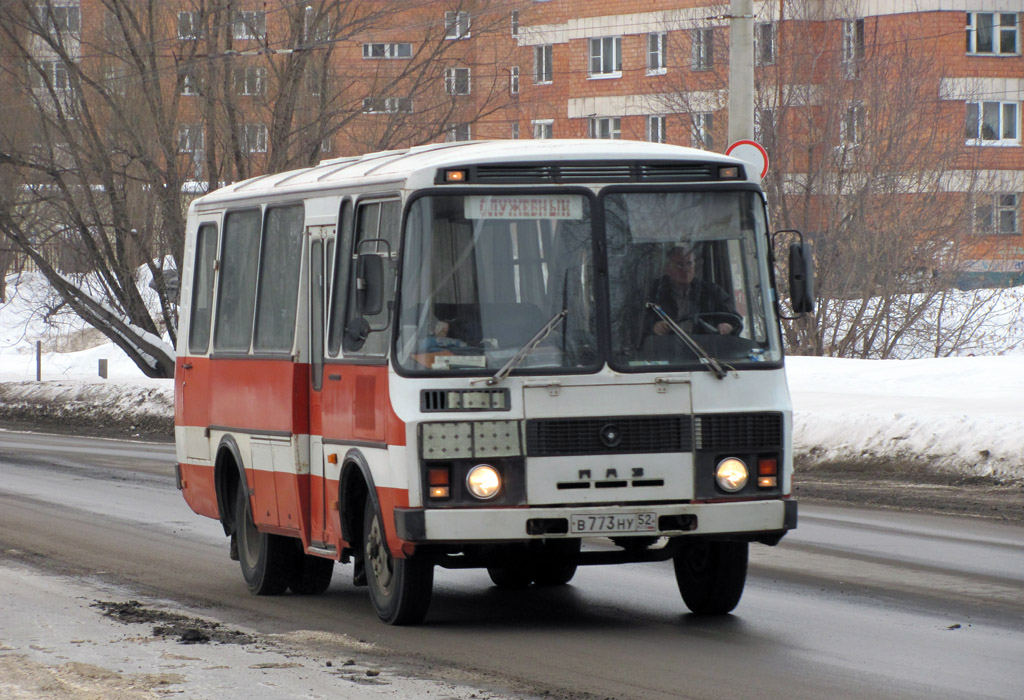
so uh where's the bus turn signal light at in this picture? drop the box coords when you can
[444,169,467,182]
[429,467,450,499]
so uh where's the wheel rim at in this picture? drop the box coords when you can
[366,513,394,593]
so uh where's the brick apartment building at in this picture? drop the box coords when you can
[5,0,1023,285]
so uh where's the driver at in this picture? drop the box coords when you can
[646,245,740,336]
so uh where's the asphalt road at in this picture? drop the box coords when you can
[1,428,1022,700]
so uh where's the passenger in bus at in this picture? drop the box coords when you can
[646,245,740,336]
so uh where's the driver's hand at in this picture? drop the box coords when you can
[653,320,669,335]
[717,323,734,335]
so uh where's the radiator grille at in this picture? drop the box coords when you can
[694,413,783,450]
[526,415,693,457]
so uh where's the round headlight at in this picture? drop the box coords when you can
[715,458,749,492]
[466,464,501,500]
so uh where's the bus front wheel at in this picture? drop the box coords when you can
[673,540,748,615]
[363,495,434,625]
[235,485,296,595]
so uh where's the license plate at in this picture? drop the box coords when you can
[569,512,657,535]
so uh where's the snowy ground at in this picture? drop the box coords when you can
[2,272,1023,481]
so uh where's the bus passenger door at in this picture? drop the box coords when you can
[307,226,334,547]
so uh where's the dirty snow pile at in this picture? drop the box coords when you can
[1,272,1023,481]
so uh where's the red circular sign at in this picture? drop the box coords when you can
[726,140,770,179]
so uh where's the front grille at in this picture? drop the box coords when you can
[694,413,783,450]
[526,415,693,457]
[474,164,555,183]
[639,163,717,182]
[559,164,634,182]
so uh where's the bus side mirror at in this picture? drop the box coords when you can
[356,253,384,316]
[788,241,815,314]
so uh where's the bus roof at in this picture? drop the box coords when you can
[192,139,754,206]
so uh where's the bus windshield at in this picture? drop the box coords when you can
[396,193,598,374]
[605,190,780,368]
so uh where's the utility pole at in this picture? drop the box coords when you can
[728,0,755,144]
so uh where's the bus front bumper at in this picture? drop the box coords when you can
[394,498,796,545]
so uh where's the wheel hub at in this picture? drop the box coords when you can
[367,516,394,591]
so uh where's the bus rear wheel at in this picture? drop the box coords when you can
[673,540,748,615]
[235,484,296,595]
[288,552,334,595]
[363,495,433,625]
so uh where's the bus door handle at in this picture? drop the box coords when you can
[182,362,193,370]
[328,373,342,382]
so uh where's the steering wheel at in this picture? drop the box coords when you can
[683,312,743,335]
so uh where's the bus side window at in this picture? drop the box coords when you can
[343,199,399,356]
[253,204,304,353]
[187,223,218,355]
[213,209,262,353]
[327,199,354,357]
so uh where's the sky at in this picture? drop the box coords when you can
[2,272,1022,481]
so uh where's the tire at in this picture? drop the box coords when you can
[288,552,334,595]
[532,539,581,587]
[486,563,534,589]
[673,540,748,616]
[235,484,297,595]
[363,495,433,625]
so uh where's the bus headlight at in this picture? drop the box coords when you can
[466,464,501,500]
[715,458,749,492]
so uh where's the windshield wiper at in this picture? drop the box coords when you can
[478,309,568,386]
[646,303,730,380]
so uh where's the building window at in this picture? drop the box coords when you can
[362,97,412,113]
[321,136,332,153]
[974,194,1020,235]
[510,66,520,95]
[234,65,266,96]
[589,36,622,77]
[647,115,666,143]
[532,119,553,139]
[840,102,865,146]
[691,27,714,70]
[841,19,864,78]
[511,122,520,139]
[30,60,72,91]
[445,11,470,39]
[362,42,412,59]
[177,124,204,154]
[647,33,666,74]
[233,11,266,40]
[446,123,471,142]
[177,11,202,40]
[534,45,553,84]
[34,2,81,36]
[511,10,519,36]
[445,67,470,95]
[692,112,713,149]
[966,101,1020,144]
[590,116,621,139]
[240,123,268,153]
[179,66,200,96]
[756,22,777,65]
[755,107,776,145]
[303,5,330,44]
[967,13,1020,55]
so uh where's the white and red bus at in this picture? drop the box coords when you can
[174,140,813,625]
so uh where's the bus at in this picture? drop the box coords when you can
[174,140,813,625]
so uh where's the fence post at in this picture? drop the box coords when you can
[36,340,41,381]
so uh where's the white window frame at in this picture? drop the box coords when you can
[841,19,864,79]
[235,65,266,96]
[177,11,202,40]
[532,119,553,139]
[362,97,412,114]
[647,32,666,75]
[756,22,777,65]
[362,42,412,59]
[511,10,519,37]
[302,5,330,44]
[589,36,622,78]
[177,124,204,154]
[446,123,471,142]
[179,66,199,96]
[445,11,470,40]
[445,67,471,96]
[692,27,713,70]
[534,45,553,84]
[233,11,266,41]
[692,112,713,149]
[32,60,72,91]
[589,116,621,139]
[240,123,268,153]
[840,102,865,146]
[966,101,1020,145]
[647,115,666,143]
[974,193,1020,236]
[967,12,1020,56]
[35,3,81,36]
[510,66,520,95]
